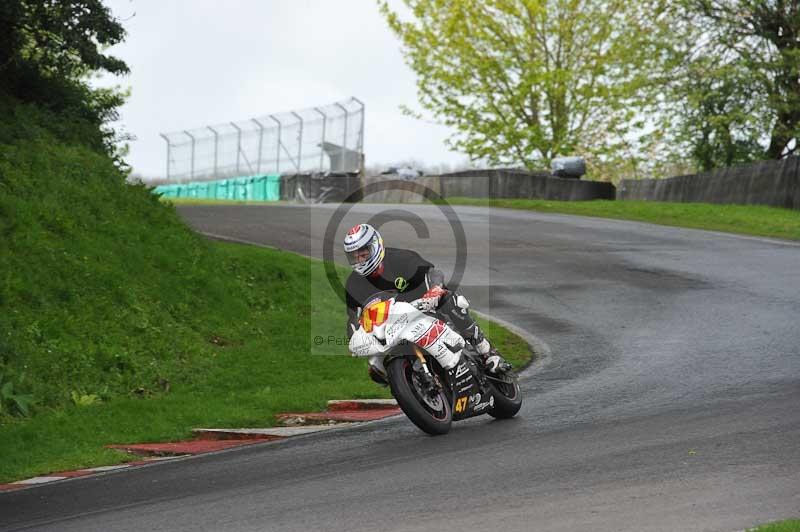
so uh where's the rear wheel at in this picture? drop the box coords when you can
[487,375,522,419]
[387,357,452,435]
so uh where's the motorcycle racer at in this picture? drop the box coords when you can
[343,223,511,385]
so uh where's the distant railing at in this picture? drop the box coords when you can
[159,98,364,183]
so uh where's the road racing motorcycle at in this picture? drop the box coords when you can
[349,291,522,435]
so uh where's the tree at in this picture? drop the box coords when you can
[379,0,669,175]
[0,0,129,155]
[0,0,128,79]
[664,0,800,166]
[678,60,770,170]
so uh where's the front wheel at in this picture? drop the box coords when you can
[487,375,522,419]
[387,357,452,435]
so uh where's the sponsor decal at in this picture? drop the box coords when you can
[394,276,409,291]
[347,224,362,236]
[410,321,429,337]
[457,383,475,393]
[471,393,491,412]
[416,319,446,348]
[351,336,380,357]
[455,363,469,378]
[386,313,408,336]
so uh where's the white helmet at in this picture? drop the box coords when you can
[344,223,385,276]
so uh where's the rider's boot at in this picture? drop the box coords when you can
[483,347,513,375]
[473,338,513,375]
[438,291,512,375]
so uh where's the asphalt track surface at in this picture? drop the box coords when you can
[2,203,799,532]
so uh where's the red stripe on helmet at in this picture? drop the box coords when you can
[347,224,362,236]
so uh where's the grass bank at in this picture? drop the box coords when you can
[444,198,800,241]
[749,519,800,531]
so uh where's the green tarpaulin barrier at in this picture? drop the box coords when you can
[153,174,281,202]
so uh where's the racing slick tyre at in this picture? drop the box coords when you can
[487,375,522,419]
[387,357,452,436]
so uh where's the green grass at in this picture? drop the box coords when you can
[474,315,531,369]
[0,239,531,482]
[748,519,800,531]
[441,197,800,241]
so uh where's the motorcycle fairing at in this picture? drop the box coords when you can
[349,299,462,370]
[450,356,493,421]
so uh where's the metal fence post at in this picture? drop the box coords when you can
[314,107,327,172]
[252,118,265,175]
[335,102,349,172]
[207,126,219,177]
[159,133,171,180]
[184,130,195,182]
[270,115,281,174]
[352,97,365,173]
[230,122,242,175]
[291,111,303,173]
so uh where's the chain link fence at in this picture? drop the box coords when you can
[159,97,364,183]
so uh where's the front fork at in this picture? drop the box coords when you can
[412,345,446,397]
[413,344,442,388]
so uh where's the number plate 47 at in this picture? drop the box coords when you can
[454,396,468,413]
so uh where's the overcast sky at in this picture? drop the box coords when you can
[95,0,469,179]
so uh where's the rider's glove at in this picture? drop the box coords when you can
[414,285,448,312]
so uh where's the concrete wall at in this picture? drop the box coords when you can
[245,160,800,208]
[362,170,616,203]
[619,158,800,209]
[280,174,363,202]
